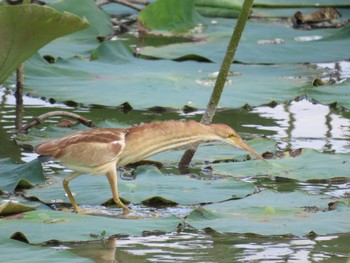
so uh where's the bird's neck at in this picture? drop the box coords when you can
[117,121,219,167]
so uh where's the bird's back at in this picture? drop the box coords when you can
[35,128,126,173]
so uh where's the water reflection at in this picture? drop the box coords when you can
[68,238,117,263]
[0,87,270,161]
[66,231,350,263]
[1,87,349,162]
[249,99,350,153]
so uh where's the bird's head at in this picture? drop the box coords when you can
[209,123,265,161]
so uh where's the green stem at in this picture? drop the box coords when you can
[178,0,254,172]
[15,63,24,131]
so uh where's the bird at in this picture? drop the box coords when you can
[35,120,264,214]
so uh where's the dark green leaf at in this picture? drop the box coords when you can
[139,0,203,33]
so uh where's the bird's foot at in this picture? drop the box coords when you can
[122,206,131,214]
[114,199,131,214]
[59,206,92,215]
[74,207,94,215]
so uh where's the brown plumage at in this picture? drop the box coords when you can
[35,120,264,214]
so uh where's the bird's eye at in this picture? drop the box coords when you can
[228,133,236,138]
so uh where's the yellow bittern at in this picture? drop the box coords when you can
[35,120,264,213]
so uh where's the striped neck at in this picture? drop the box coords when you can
[117,121,219,167]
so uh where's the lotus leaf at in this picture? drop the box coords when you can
[141,19,350,64]
[39,0,113,59]
[186,190,350,236]
[19,41,321,109]
[24,166,256,206]
[0,4,89,83]
[0,201,36,216]
[0,210,182,243]
[0,238,90,263]
[0,158,44,192]
[212,148,350,181]
[195,0,243,18]
[253,0,350,7]
[139,0,203,33]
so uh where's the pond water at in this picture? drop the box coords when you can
[1,87,349,160]
[68,232,350,263]
[0,87,349,262]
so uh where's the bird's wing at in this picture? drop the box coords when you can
[35,128,126,167]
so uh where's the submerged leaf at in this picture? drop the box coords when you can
[187,206,223,220]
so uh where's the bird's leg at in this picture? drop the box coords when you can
[106,168,131,213]
[63,172,82,213]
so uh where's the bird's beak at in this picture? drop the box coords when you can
[227,137,265,161]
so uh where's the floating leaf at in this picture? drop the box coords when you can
[17,41,320,109]
[253,0,350,7]
[39,0,113,58]
[212,148,350,181]
[0,201,36,216]
[0,210,182,243]
[24,165,255,207]
[0,159,44,192]
[195,0,242,18]
[186,190,350,236]
[141,19,350,64]
[0,238,92,262]
[139,0,203,34]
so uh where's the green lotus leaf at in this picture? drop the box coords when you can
[141,19,350,64]
[212,148,350,181]
[0,201,37,216]
[195,0,243,18]
[0,4,89,83]
[253,0,350,7]
[16,41,320,109]
[0,158,44,192]
[0,238,90,263]
[24,165,256,206]
[186,190,350,235]
[39,0,113,59]
[0,210,182,243]
[139,0,203,34]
